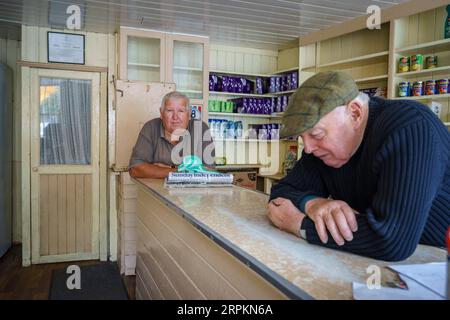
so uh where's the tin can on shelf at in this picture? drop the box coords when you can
[398,56,410,73]
[425,80,437,95]
[398,81,410,97]
[437,79,449,94]
[410,54,423,71]
[425,56,438,69]
[412,81,424,96]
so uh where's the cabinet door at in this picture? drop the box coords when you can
[119,28,165,82]
[166,34,209,104]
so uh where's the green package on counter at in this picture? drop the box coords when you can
[178,155,218,173]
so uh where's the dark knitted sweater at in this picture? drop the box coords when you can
[270,97,450,261]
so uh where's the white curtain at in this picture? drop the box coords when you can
[40,78,91,165]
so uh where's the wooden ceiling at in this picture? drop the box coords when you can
[0,0,409,48]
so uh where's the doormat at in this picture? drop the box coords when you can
[49,262,129,300]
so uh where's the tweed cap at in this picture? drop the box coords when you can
[280,71,359,139]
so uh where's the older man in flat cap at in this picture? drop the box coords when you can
[268,71,450,261]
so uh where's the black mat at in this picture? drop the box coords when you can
[49,262,129,300]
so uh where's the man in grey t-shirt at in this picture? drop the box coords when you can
[129,91,215,179]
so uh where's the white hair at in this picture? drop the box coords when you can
[353,92,370,106]
[160,91,190,112]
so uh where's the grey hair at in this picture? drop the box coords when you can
[160,91,190,112]
[353,92,370,106]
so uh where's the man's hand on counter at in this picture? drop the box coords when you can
[304,198,358,246]
[267,198,305,238]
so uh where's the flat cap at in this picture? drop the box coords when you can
[280,71,359,139]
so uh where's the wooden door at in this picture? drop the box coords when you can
[30,68,100,264]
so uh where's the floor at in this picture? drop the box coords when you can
[0,245,136,300]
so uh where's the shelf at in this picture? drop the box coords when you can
[273,67,299,74]
[317,51,389,69]
[214,139,283,142]
[208,112,282,119]
[173,66,203,72]
[395,38,450,55]
[178,89,203,94]
[210,70,272,78]
[444,122,450,126]
[355,75,388,83]
[210,67,299,78]
[257,173,285,180]
[395,65,450,78]
[128,62,160,68]
[392,93,450,100]
[270,89,297,95]
[209,91,274,98]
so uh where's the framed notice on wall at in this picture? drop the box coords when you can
[47,31,85,64]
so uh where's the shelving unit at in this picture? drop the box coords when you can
[388,5,450,126]
[317,51,389,69]
[395,65,450,77]
[395,38,450,55]
[208,112,282,119]
[355,75,389,83]
[392,93,450,101]
[209,91,274,98]
[207,45,299,172]
[299,23,390,98]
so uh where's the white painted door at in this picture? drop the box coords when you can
[30,68,100,264]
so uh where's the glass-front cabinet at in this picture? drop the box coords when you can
[119,27,209,120]
[119,28,166,83]
[166,35,208,103]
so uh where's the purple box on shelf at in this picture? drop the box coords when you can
[275,76,281,92]
[286,74,292,91]
[269,77,276,93]
[291,72,298,90]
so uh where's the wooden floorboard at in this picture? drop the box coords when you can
[0,245,136,300]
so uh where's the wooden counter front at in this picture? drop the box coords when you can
[133,178,445,300]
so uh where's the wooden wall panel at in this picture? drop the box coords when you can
[277,47,299,72]
[209,44,277,74]
[39,174,93,256]
[48,175,58,255]
[0,38,22,243]
[57,175,67,254]
[39,175,49,255]
[66,175,76,253]
[319,24,389,65]
[396,6,447,49]
[21,26,110,67]
[136,188,287,300]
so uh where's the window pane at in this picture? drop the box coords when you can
[173,41,203,99]
[127,36,161,82]
[40,77,91,165]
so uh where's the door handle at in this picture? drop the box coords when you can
[32,167,38,172]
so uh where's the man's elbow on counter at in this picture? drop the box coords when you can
[360,239,418,262]
[129,166,139,178]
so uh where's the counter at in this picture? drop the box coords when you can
[133,178,445,300]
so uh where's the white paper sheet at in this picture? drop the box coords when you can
[353,276,443,300]
[353,262,447,300]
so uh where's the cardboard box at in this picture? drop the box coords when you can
[229,171,257,190]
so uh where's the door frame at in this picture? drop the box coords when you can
[21,66,108,266]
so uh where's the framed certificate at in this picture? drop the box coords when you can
[47,31,85,65]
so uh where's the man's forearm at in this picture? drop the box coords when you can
[129,163,175,179]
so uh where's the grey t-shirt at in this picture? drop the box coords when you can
[129,118,215,168]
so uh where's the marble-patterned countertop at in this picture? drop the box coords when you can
[134,178,446,300]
